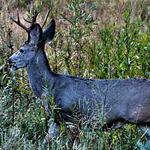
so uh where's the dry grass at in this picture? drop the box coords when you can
[1,0,150,149]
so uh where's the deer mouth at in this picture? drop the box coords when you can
[10,63,18,71]
[9,61,27,71]
[8,60,17,71]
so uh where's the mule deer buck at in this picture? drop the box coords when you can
[9,10,150,142]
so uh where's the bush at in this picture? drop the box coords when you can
[1,0,150,149]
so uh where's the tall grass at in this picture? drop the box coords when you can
[1,0,150,149]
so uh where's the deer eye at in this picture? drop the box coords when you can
[25,41,28,44]
[20,49,24,53]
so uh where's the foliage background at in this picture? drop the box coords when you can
[0,0,150,149]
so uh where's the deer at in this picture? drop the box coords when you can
[8,10,150,143]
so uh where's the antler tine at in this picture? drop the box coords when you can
[42,9,51,28]
[30,10,39,27]
[23,10,39,25]
[10,9,29,32]
[23,16,32,24]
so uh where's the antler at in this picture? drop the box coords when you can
[30,10,39,27]
[11,9,51,32]
[42,9,51,28]
[10,10,39,32]
[10,9,29,32]
[23,16,32,24]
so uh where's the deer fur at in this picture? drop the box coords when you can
[8,13,150,142]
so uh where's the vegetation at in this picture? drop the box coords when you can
[1,0,150,149]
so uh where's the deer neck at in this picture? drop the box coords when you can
[27,49,55,98]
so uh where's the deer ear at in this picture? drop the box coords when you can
[29,24,43,44]
[42,19,55,43]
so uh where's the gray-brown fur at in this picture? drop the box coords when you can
[8,13,150,141]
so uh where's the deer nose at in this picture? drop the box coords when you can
[8,58,12,64]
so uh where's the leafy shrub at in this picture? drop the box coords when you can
[1,0,150,149]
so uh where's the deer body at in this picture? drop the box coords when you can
[26,50,150,125]
[8,12,150,141]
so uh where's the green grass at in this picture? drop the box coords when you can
[1,0,150,149]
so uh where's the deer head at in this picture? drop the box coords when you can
[8,10,55,71]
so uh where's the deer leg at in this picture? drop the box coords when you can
[42,99,50,114]
[41,93,51,114]
[43,122,60,145]
[41,95,60,145]
[48,122,60,138]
